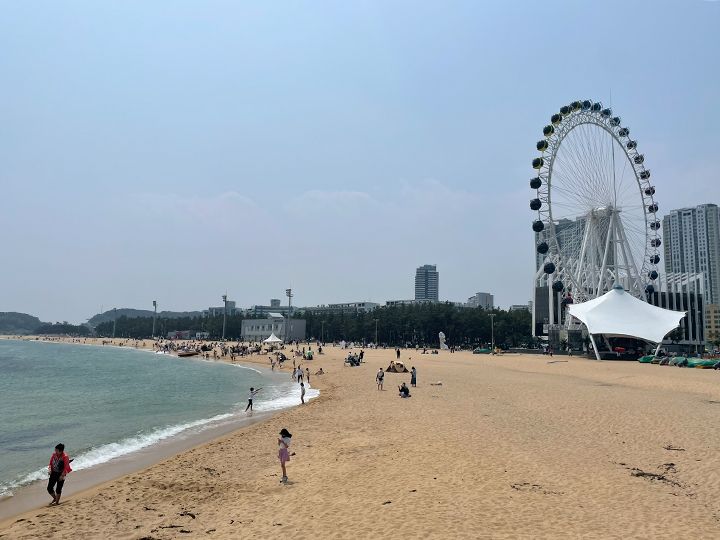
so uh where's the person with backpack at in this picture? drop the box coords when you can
[47,443,72,506]
[376,368,384,390]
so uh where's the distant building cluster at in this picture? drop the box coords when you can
[170,262,523,342]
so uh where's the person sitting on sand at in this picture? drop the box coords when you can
[315,367,325,375]
[47,443,72,506]
[398,382,411,398]
[278,428,292,484]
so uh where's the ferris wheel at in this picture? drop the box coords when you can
[530,99,661,328]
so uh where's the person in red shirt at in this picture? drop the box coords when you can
[47,443,72,506]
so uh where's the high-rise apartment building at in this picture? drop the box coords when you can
[415,265,439,301]
[663,204,720,305]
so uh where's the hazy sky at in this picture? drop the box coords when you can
[1,0,718,323]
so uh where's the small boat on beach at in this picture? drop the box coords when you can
[177,350,199,357]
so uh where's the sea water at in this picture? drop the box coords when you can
[0,339,317,497]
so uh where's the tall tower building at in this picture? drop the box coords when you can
[415,265,439,301]
[662,203,720,305]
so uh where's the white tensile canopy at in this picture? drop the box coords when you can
[263,333,282,344]
[567,284,686,359]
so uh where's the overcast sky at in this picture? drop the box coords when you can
[1,0,718,323]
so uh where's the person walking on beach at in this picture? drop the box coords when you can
[47,443,72,506]
[278,428,292,483]
[300,382,306,404]
[376,368,384,390]
[396,348,401,360]
[305,367,310,384]
[245,387,262,412]
[296,367,304,383]
[410,366,417,387]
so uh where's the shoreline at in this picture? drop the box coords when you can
[0,335,321,524]
[0,408,277,522]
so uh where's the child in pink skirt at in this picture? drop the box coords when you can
[278,428,292,483]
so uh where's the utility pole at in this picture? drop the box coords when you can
[112,307,117,339]
[321,321,325,343]
[489,313,496,351]
[222,294,227,341]
[285,288,293,343]
[152,300,157,339]
[374,318,378,345]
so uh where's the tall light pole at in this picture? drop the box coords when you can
[489,313,496,351]
[152,300,157,339]
[221,294,227,341]
[321,320,325,343]
[374,318,378,345]
[112,307,117,339]
[285,288,293,343]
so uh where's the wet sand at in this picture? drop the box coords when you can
[1,340,719,538]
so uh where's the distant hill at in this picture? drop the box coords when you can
[87,308,203,327]
[0,312,44,335]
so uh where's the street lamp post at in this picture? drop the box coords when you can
[112,307,117,339]
[221,294,228,341]
[321,321,325,343]
[285,288,293,343]
[374,319,378,346]
[152,300,157,339]
[489,313,496,351]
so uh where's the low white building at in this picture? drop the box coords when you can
[241,314,306,342]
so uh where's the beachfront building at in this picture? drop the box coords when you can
[509,304,530,312]
[467,292,494,309]
[415,265,439,301]
[646,273,705,352]
[663,203,720,305]
[241,314,306,342]
[303,302,380,315]
[706,304,720,346]
[386,299,437,307]
[244,298,293,318]
[204,301,237,317]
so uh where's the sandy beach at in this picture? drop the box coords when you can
[1,339,719,539]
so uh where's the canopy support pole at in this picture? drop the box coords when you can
[588,334,601,361]
[654,342,663,357]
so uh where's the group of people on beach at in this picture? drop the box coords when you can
[376,365,417,397]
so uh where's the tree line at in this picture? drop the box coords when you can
[36,322,92,336]
[95,303,533,348]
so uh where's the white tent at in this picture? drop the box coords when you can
[263,333,282,344]
[567,284,686,360]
